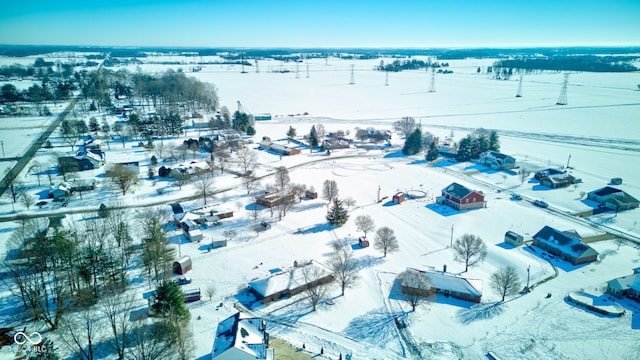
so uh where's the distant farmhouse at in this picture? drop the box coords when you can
[58,151,103,172]
[248,260,334,304]
[532,226,599,265]
[255,191,296,208]
[401,267,483,303]
[438,182,485,210]
[322,137,352,150]
[606,268,640,301]
[478,150,516,170]
[211,312,273,360]
[587,186,639,212]
[258,141,301,156]
[534,168,577,189]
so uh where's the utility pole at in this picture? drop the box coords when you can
[566,154,572,169]
[526,265,531,292]
[0,140,4,157]
[450,224,454,247]
[377,185,381,203]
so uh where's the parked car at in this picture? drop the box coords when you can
[533,200,549,208]
[35,201,48,208]
[511,193,522,201]
[174,276,192,285]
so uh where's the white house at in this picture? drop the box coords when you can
[211,312,273,360]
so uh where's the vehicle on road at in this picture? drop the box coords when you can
[533,200,549,208]
[174,276,192,285]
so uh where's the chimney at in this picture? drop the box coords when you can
[293,260,298,268]
[443,264,447,273]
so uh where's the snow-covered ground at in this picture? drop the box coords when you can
[1,54,639,359]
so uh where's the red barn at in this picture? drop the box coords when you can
[441,182,485,210]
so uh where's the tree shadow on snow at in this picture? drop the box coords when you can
[353,255,385,271]
[456,301,505,324]
[342,307,407,346]
[296,223,333,234]
[426,203,461,217]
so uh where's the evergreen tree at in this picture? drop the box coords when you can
[309,125,319,148]
[153,280,190,320]
[27,337,59,360]
[246,125,256,136]
[326,198,349,226]
[489,130,500,152]
[402,128,422,155]
[426,141,439,161]
[98,203,110,218]
[286,125,297,138]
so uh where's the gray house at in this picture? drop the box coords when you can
[587,186,639,212]
[606,268,640,301]
[478,150,516,170]
[532,226,598,265]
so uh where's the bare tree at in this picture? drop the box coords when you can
[393,116,417,137]
[29,161,45,186]
[234,147,258,175]
[329,244,359,296]
[490,266,522,301]
[290,183,307,202]
[60,119,80,150]
[299,261,332,311]
[342,196,356,210]
[274,166,290,192]
[194,174,214,205]
[322,179,339,203]
[127,320,177,360]
[520,168,531,184]
[172,171,191,190]
[355,215,375,239]
[205,283,216,301]
[399,270,431,311]
[101,288,138,360]
[59,308,102,360]
[107,164,139,195]
[244,177,259,195]
[2,169,26,204]
[374,226,399,257]
[223,229,238,243]
[19,192,36,210]
[452,234,488,272]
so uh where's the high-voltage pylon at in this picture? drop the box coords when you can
[428,67,436,92]
[306,62,309,78]
[349,64,355,85]
[556,73,569,105]
[295,62,300,79]
[516,75,523,97]
[385,71,389,86]
[255,60,259,73]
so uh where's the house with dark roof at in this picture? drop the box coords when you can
[58,151,103,172]
[255,191,296,208]
[440,182,485,210]
[248,260,334,304]
[587,186,639,212]
[532,226,599,265]
[402,267,483,303]
[478,150,516,170]
[534,168,576,189]
[211,312,273,360]
[606,268,640,301]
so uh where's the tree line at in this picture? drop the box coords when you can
[493,55,638,73]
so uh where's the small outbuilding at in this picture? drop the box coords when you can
[358,237,370,248]
[184,229,203,242]
[504,231,524,246]
[173,256,193,275]
[392,192,406,204]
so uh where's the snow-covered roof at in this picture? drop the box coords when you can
[248,260,332,298]
[406,268,482,297]
[212,312,272,359]
[608,273,640,293]
[533,226,598,259]
[442,182,481,200]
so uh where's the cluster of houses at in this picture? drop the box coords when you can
[172,203,234,245]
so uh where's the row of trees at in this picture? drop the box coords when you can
[455,129,500,161]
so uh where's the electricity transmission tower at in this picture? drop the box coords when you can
[556,73,569,105]
[295,62,300,79]
[516,75,523,97]
[349,65,355,85]
[428,67,436,92]
[385,71,389,86]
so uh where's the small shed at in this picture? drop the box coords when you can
[173,256,192,275]
[211,238,227,248]
[504,231,524,246]
[305,190,318,199]
[184,229,203,242]
[393,192,406,204]
[358,237,370,248]
[610,178,623,185]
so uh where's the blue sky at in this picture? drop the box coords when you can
[1,0,638,48]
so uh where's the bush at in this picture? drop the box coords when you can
[98,203,110,218]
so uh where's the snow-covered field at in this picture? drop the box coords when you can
[1,54,639,359]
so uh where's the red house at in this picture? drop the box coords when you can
[440,182,485,210]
